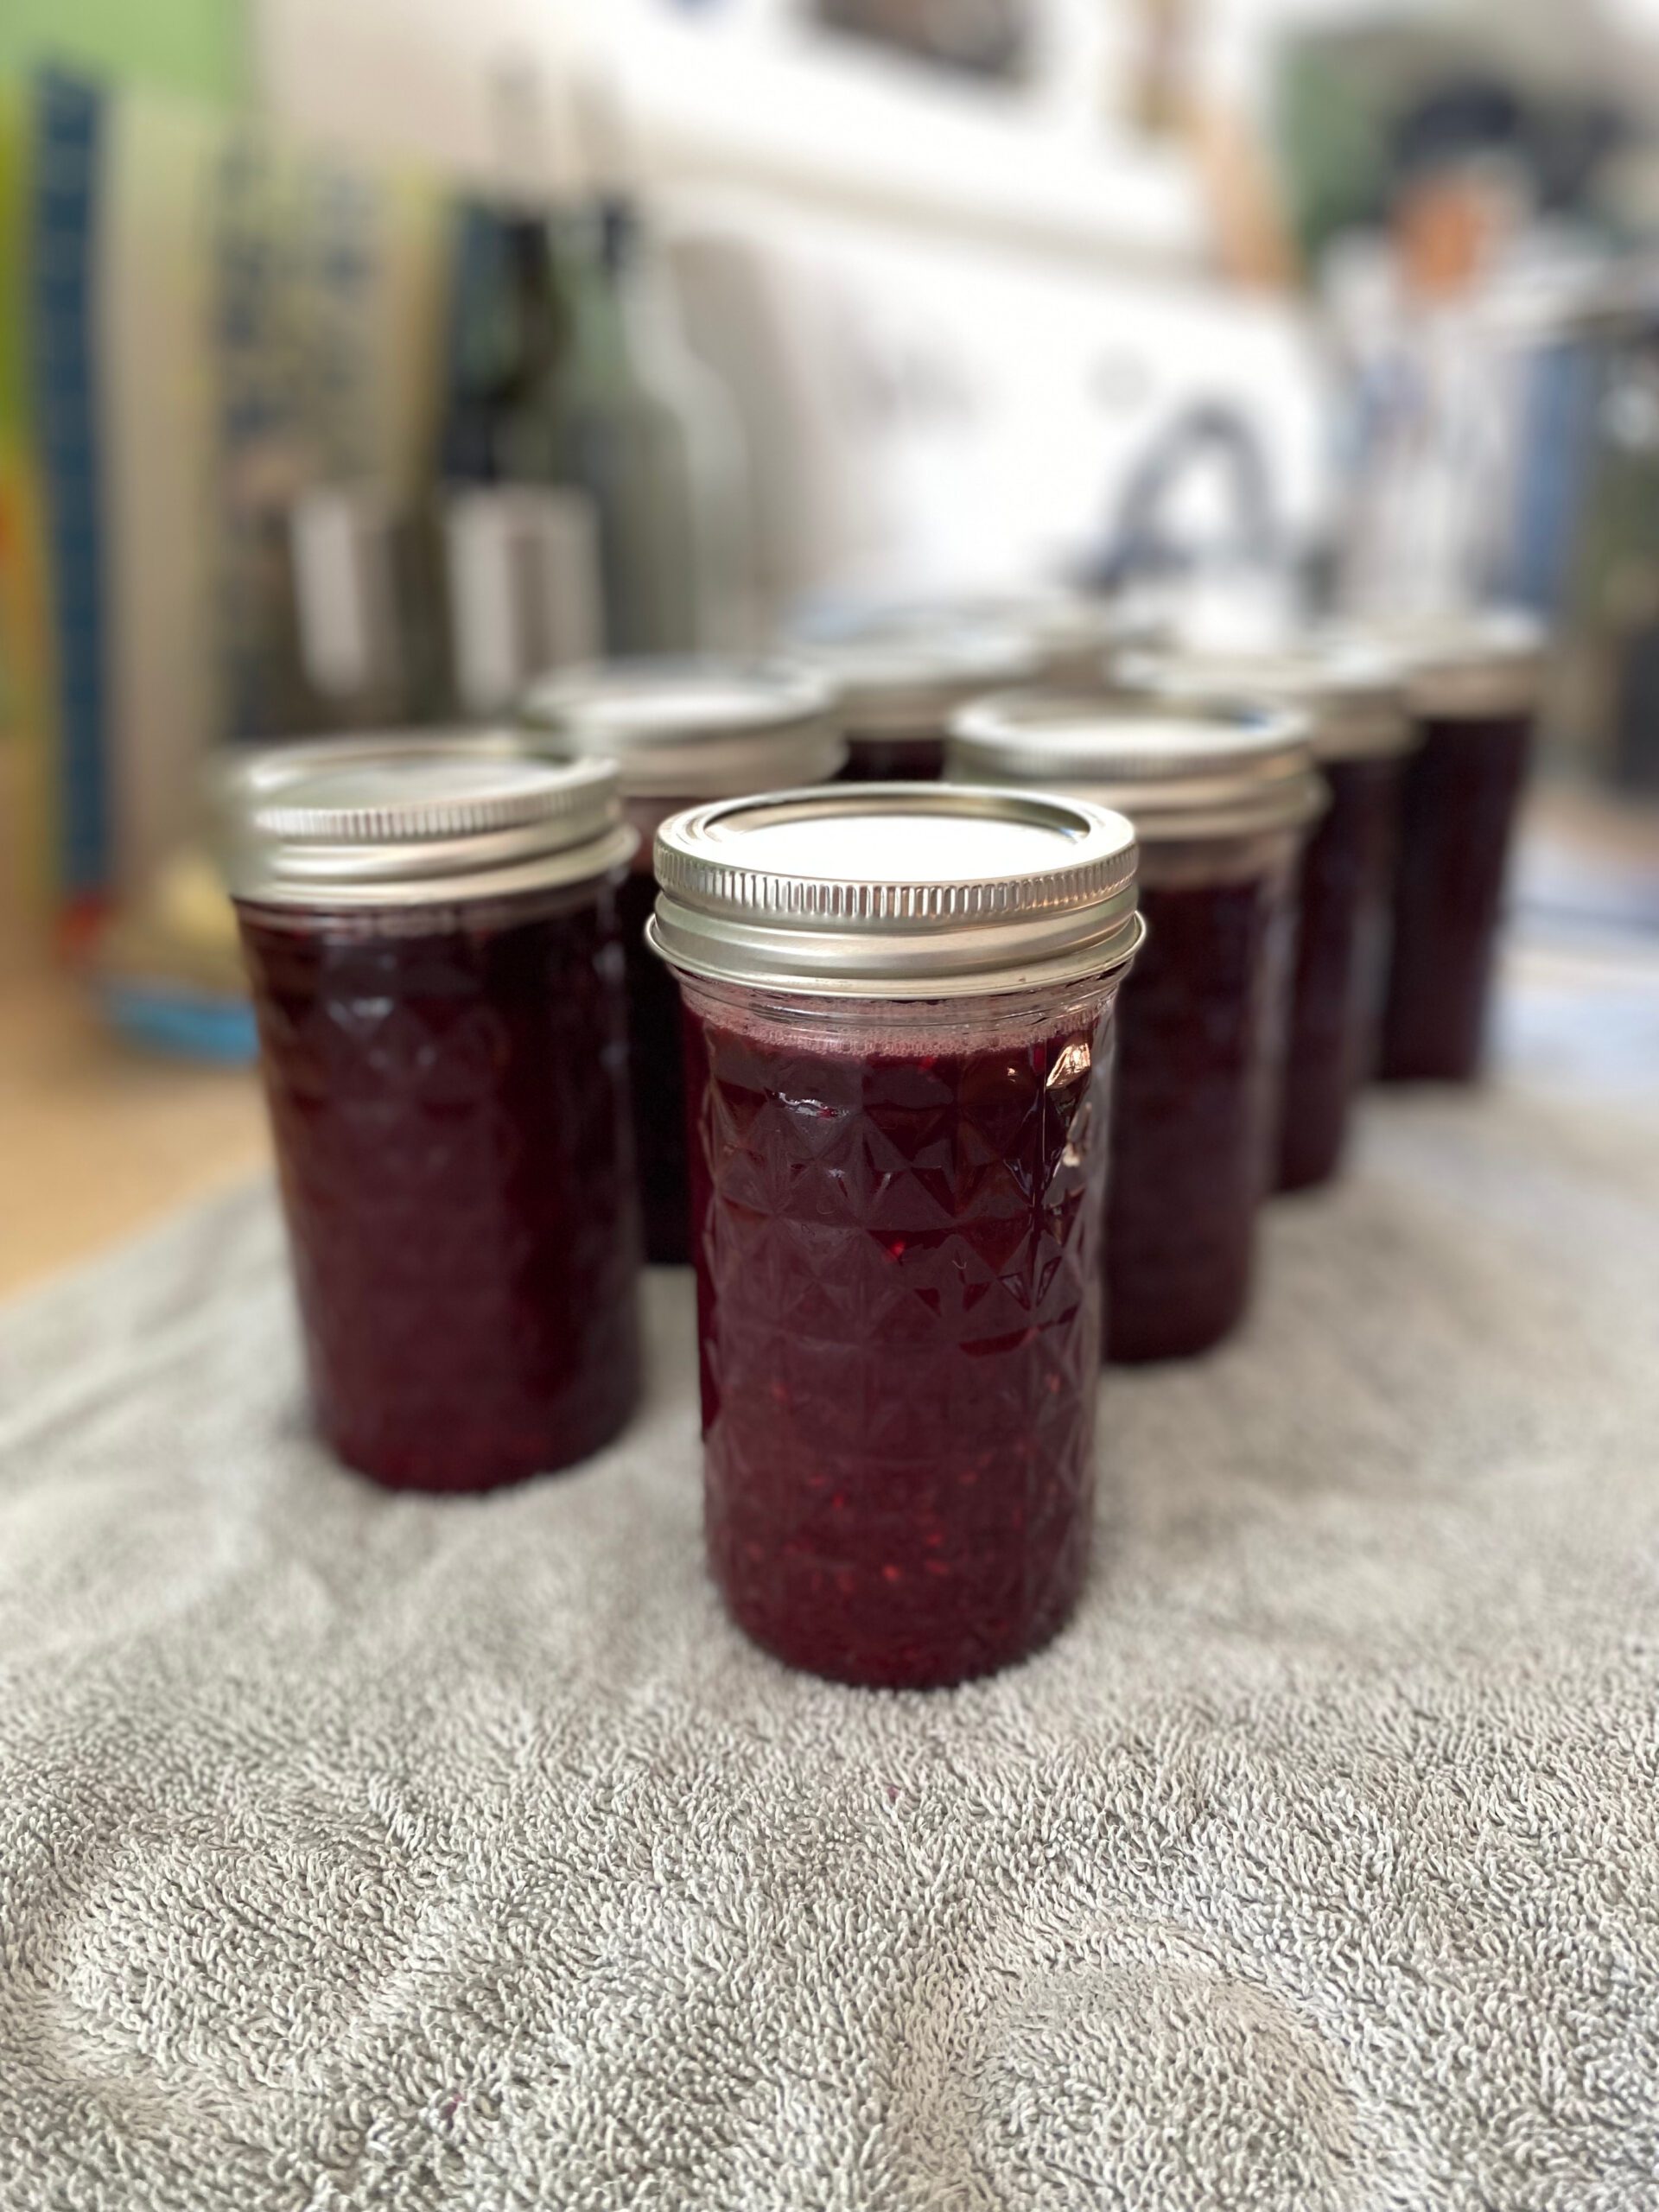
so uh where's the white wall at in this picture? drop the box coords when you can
[251,0,1203,268]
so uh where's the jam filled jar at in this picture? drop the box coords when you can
[220,740,642,1491]
[951,696,1324,1363]
[650,785,1141,1688]
[1373,609,1543,1083]
[1125,640,1416,1191]
[797,620,1039,783]
[522,658,842,1264]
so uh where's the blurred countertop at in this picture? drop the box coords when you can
[0,779,1655,1306]
[0,948,267,1304]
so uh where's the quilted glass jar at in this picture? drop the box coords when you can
[951,696,1324,1362]
[523,658,842,1262]
[221,738,641,1491]
[651,785,1141,1688]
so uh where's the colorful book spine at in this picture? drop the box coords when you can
[29,68,109,935]
[0,73,57,926]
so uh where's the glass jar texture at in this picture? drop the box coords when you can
[1109,829,1299,1362]
[682,976,1120,1688]
[651,782,1141,1687]
[222,744,641,1491]
[1377,705,1532,1082]
[237,877,640,1491]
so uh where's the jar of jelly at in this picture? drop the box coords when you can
[522,658,842,1263]
[1371,609,1544,1083]
[798,621,1039,782]
[1123,639,1416,1191]
[950,696,1324,1363]
[650,784,1142,1688]
[219,738,642,1492]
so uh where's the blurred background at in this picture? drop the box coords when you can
[3,0,1659,1291]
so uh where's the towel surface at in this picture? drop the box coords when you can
[2,1082,1658,2211]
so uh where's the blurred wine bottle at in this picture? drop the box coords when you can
[432,56,756,693]
[435,191,601,711]
[439,203,567,487]
[551,194,753,657]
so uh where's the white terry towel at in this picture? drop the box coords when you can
[1,1084,1657,2211]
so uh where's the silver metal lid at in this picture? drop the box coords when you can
[794,621,1042,740]
[798,590,1128,688]
[519,656,843,798]
[948,692,1325,842]
[218,737,634,908]
[1356,607,1545,720]
[649,782,1141,999]
[210,726,537,808]
[1118,639,1415,761]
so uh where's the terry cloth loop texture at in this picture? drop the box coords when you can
[1,1084,1658,2210]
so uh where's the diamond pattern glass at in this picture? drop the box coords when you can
[238,880,641,1491]
[683,988,1116,1688]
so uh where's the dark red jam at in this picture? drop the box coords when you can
[683,996,1112,1688]
[237,880,641,1491]
[1377,710,1531,1082]
[1277,753,1404,1190]
[617,861,692,1262]
[1106,865,1294,1363]
[837,734,946,783]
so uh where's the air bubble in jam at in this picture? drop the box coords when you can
[682,993,1116,1688]
[237,881,641,1491]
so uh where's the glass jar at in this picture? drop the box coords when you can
[795,620,1039,782]
[1372,610,1544,1083]
[650,785,1141,1688]
[950,696,1324,1363]
[1122,640,1417,1191]
[219,739,641,1491]
[522,658,842,1262]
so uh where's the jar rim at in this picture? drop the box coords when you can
[792,588,1139,690]
[1352,607,1545,718]
[214,736,634,907]
[520,654,845,797]
[1116,639,1416,762]
[651,781,1142,999]
[794,620,1043,736]
[948,691,1326,841]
